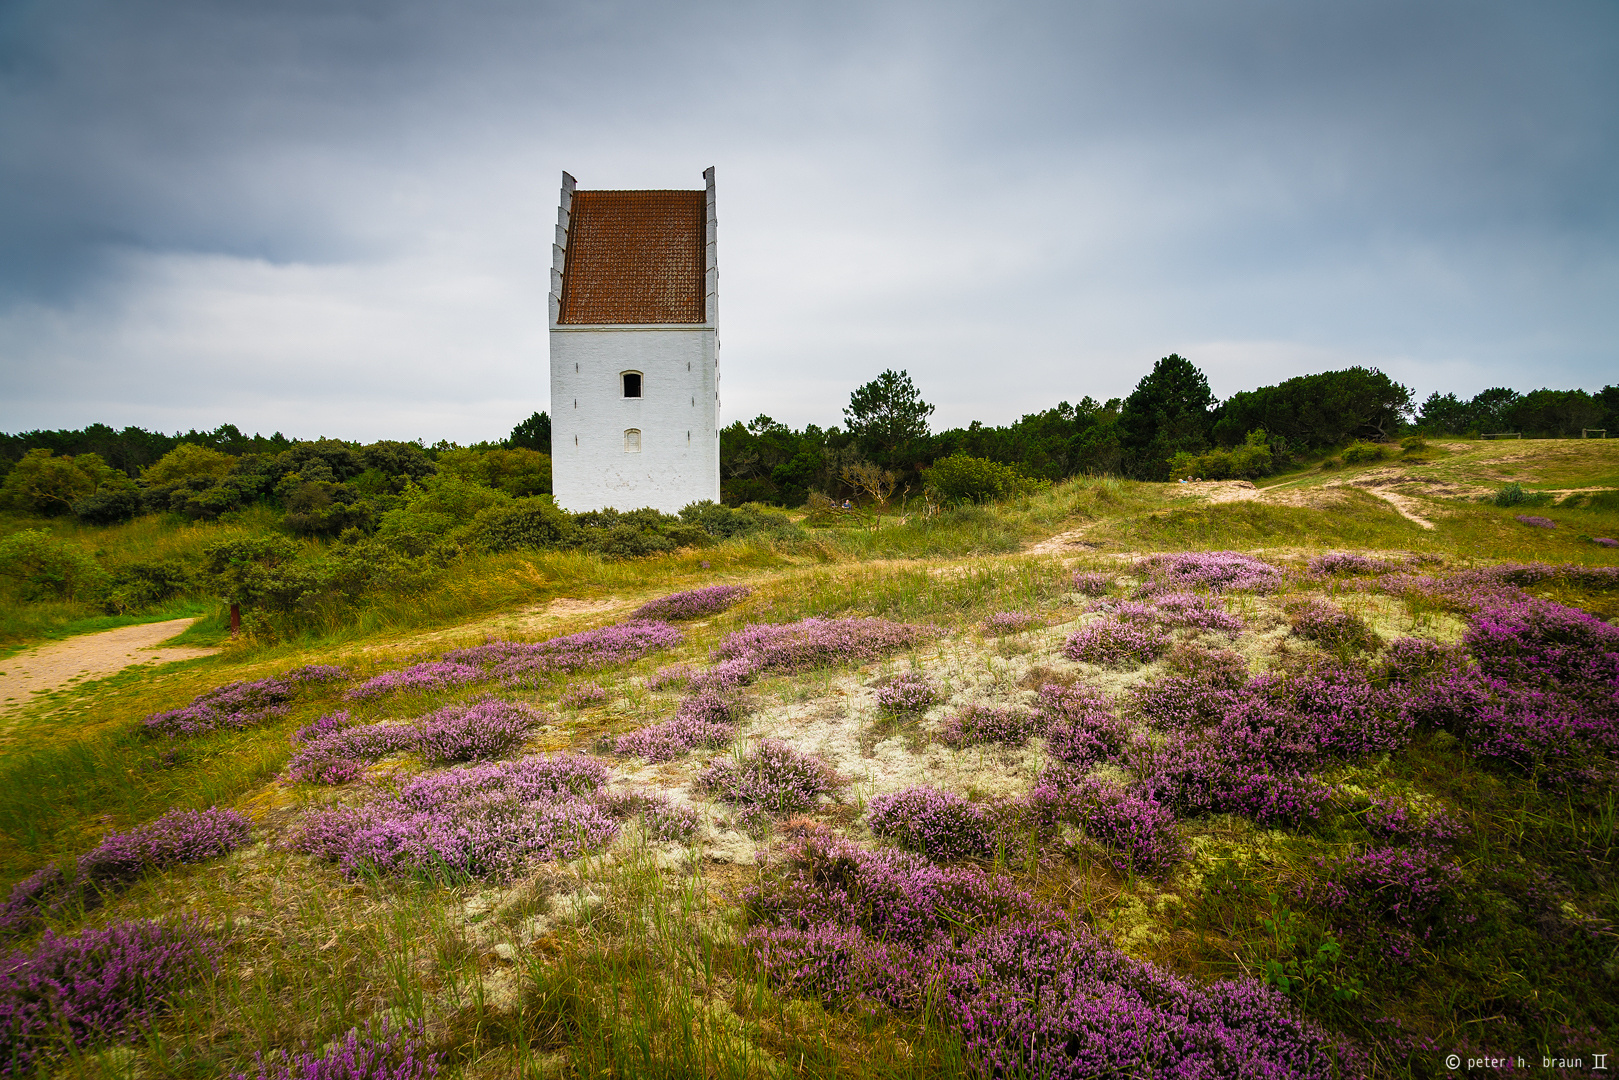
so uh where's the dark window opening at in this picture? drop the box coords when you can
[622,372,643,398]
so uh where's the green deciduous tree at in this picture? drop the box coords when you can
[1211,367,1411,451]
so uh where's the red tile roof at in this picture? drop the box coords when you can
[558,190,707,324]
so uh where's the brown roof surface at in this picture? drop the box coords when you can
[558,190,707,324]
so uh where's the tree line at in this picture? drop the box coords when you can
[719,360,1619,504]
[4,360,1616,519]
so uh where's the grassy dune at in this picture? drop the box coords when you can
[0,440,1615,1077]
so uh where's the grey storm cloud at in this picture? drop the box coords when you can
[1,0,1615,441]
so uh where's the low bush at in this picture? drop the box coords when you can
[1491,481,1553,507]
[1340,441,1388,464]
[939,702,1038,748]
[1029,776,1182,873]
[0,529,108,602]
[921,453,1040,505]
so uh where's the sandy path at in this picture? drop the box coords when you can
[0,619,218,713]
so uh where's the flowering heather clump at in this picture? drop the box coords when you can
[1275,665,1410,756]
[0,918,218,1073]
[1287,595,1382,653]
[1161,641,1251,684]
[744,835,1040,946]
[1140,590,1245,634]
[414,699,543,764]
[1030,682,1128,766]
[82,807,252,884]
[1362,793,1467,846]
[868,786,994,860]
[1462,687,1617,782]
[1138,550,1286,593]
[1309,552,1395,576]
[636,794,702,842]
[446,621,683,685]
[1515,514,1556,528]
[743,838,1344,1079]
[293,755,615,881]
[282,664,352,684]
[1070,571,1115,596]
[613,691,737,761]
[686,656,760,694]
[1464,598,1619,698]
[711,617,932,678]
[233,1019,438,1080]
[558,682,608,709]
[1062,617,1170,668]
[646,663,695,689]
[2,808,251,936]
[873,673,935,716]
[1595,537,1618,548]
[939,702,1038,748]
[292,710,351,745]
[630,584,750,621]
[698,740,841,815]
[1130,730,1330,824]
[1378,636,1466,683]
[980,611,1038,635]
[143,676,298,737]
[1309,845,1464,953]
[286,721,417,784]
[344,662,484,703]
[1029,776,1181,874]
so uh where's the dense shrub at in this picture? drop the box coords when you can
[0,529,109,601]
[1340,441,1388,464]
[921,453,1039,505]
[1491,482,1552,508]
[679,501,803,540]
[468,496,576,552]
[1167,429,1275,480]
[414,699,543,764]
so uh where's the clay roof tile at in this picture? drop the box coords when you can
[558,190,707,324]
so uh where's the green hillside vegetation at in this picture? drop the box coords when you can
[1,366,1617,1079]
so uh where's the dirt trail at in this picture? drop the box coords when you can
[0,619,218,714]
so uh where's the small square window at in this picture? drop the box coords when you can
[622,372,643,398]
[624,428,642,453]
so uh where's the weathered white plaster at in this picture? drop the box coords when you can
[548,168,720,514]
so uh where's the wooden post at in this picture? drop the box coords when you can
[229,603,241,638]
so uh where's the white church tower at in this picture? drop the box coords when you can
[548,168,720,514]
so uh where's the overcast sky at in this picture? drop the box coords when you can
[1,0,1615,443]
